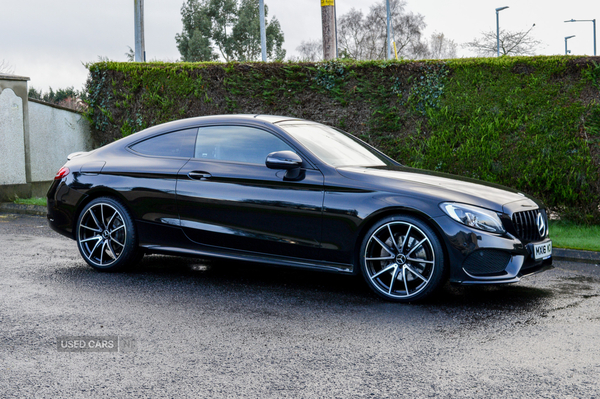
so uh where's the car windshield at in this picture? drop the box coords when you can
[278,122,388,167]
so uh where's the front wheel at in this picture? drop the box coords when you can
[76,197,142,272]
[360,215,446,302]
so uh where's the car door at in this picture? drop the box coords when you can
[176,124,325,260]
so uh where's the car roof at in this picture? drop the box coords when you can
[97,114,315,153]
[146,114,306,134]
[186,114,306,125]
[253,114,305,124]
[161,114,304,126]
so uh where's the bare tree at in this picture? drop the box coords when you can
[0,59,15,74]
[295,39,323,62]
[464,25,541,57]
[337,8,371,59]
[337,0,427,60]
[427,32,457,59]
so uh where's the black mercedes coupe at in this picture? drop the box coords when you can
[47,115,553,302]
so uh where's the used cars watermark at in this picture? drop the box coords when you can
[57,336,136,352]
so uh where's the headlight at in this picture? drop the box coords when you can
[441,203,505,234]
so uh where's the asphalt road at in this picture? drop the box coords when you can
[1,213,599,398]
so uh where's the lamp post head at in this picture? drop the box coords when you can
[565,35,576,40]
[563,18,596,56]
[496,6,509,12]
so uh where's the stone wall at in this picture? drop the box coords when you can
[28,99,92,182]
[0,74,92,201]
[0,87,27,185]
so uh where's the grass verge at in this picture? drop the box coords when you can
[14,197,47,207]
[549,221,600,252]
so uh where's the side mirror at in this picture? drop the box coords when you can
[265,151,305,181]
[265,151,303,170]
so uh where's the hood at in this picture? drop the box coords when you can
[337,166,541,214]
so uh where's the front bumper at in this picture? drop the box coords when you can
[433,215,553,285]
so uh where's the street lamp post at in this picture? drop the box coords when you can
[496,6,509,57]
[565,19,596,56]
[259,0,266,61]
[565,35,576,55]
[134,0,145,62]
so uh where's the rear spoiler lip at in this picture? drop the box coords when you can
[67,151,88,161]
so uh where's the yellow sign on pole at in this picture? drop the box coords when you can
[321,0,334,6]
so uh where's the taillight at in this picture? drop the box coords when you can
[54,167,70,180]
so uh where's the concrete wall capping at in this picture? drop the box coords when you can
[0,73,30,82]
[28,97,85,114]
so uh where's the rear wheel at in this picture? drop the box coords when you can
[76,197,142,272]
[360,215,446,302]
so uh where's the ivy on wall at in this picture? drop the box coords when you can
[84,57,600,223]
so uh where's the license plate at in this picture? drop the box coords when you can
[533,241,552,260]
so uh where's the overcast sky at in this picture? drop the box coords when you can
[0,0,597,92]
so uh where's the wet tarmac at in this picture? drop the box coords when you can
[1,213,599,398]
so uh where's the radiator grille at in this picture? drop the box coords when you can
[512,209,545,242]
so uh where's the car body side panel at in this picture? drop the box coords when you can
[317,166,449,265]
[47,151,190,238]
[321,192,443,264]
[96,154,189,224]
[177,159,325,260]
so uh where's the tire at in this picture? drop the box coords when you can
[76,197,143,272]
[359,215,446,302]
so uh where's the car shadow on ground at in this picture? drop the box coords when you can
[50,253,555,314]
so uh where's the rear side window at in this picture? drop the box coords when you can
[194,125,293,165]
[130,128,197,158]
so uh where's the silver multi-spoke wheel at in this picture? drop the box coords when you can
[76,197,141,271]
[361,216,445,302]
[78,203,126,267]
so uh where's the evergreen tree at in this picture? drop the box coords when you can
[176,0,285,62]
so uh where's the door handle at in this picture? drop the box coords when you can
[188,171,212,180]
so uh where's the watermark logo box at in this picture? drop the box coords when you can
[57,336,136,352]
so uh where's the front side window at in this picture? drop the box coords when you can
[130,128,197,158]
[278,122,388,167]
[194,126,294,165]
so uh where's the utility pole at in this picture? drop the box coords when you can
[321,0,337,60]
[134,0,146,62]
[259,0,267,61]
[386,0,391,59]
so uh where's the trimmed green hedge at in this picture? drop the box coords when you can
[84,57,600,223]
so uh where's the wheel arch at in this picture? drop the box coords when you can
[71,187,135,238]
[353,207,450,278]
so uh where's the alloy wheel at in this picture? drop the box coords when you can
[77,202,127,267]
[363,221,437,300]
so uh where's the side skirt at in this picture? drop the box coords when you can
[137,220,354,275]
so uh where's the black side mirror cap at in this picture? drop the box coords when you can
[265,151,303,170]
